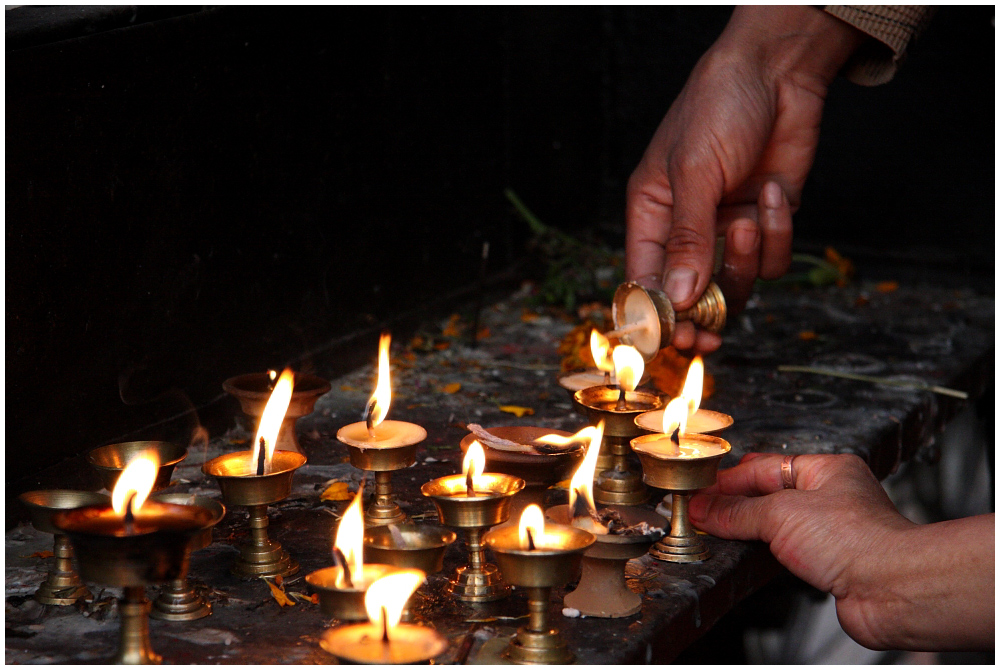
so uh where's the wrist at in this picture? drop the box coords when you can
[836,516,995,651]
[718,6,867,90]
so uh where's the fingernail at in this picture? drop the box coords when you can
[764,181,783,209]
[664,267,697,305]
[732,226,758,255]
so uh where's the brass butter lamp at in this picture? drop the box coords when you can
[421,441,524,602]
[319,569,449,664]
[631,398,731,562]
[203,368,306,577]
[484,505,594,664]
[540,422,664,618]
[18,490,110,606]
[608,281,726,361]
[148,493,226,622]
[306,484,402,621]
[87,441,187,493]
[202,450,304,577]
[223,370,330,454]
[337,332,426,527]
[54,451,214,664]
[573,345,663,506]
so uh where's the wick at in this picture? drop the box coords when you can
[603,370,611,385]
[365,399,378,439]
[381,606,389,643]
[123,492,137,535]
[525,527,536,551]
[332,547,354,588]
[256,437,267,476]
[615,387,628,411]
[571,486,591,523]
[670,427,681,457]
[465,467,475,497]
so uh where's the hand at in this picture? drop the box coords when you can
[626,6,865,352]
[689,453,995,651]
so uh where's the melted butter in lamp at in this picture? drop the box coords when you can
[337,332,427,450]
[635,397,728,460]
[558,370,616,392]
[64,501,210,537]
[425,473,516,498]
[635,408,732,435]
[635,437,728,459]
[321,622,447,664]
[337,420,427,449]
[320,568,448,664]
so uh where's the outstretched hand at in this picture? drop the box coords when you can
[626,6,865,352]
[690,452,995,651]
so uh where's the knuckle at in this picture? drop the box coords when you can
[667,148,707,181]
[835,453,867,472]
[665,226,711,255]
[626,169,647,195]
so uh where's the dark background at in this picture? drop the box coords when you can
[6,6,994,487]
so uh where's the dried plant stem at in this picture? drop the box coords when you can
[777,366,967,399]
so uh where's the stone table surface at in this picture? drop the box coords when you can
[6,279,993,664]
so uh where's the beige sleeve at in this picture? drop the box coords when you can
[823,5,937,86]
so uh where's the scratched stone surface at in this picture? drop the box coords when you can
[5,280,993,664]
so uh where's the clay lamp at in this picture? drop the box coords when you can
[458,425,584,527]
[634,356,733,519]
[572,345,663,506]
[337,332,426,527]
[608,280,727,362]
[421,441,525,602]
[53,451,214,664]
[87,441,187,492]
[223,369,330,454]
[631,398,731,563]
[483,504,595,664]
[541,423,665,618]
[17,490,110,605]
[320,569,449,664]
[148,493,226,622]
[307,485,400,621]
[203,368,307,578]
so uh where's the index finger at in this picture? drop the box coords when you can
[662,153,723,309]
[625,169,672,289]
[705,453,842,497]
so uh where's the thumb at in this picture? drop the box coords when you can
[689,492,777,543]
[663,159,721,309]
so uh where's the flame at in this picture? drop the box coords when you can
[251,367,295,473]
[333,484,365,587]
[463,440,486,489]
[537,423,606,532]
[364,569,425,639]
[268,369,278,382]
[111,451,160,515]
[518,504,546,549]
[611,345,643,392]
[589,330,614,373]
[681,356,704,414]
[567,423,603,519]
[368,332,392,429]
[662,397,689,437]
